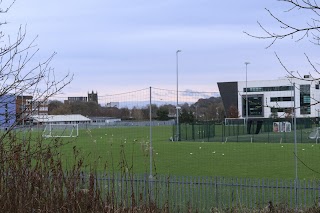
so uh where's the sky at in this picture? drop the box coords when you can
[3,0,320,103]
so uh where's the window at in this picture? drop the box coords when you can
[300,85,311,115]
[242,94,264,117]
[303,96,310,103]
[244,86,293,93]
[270,97,294,102]
[271,107,292,113]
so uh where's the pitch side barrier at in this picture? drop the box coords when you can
[77,120,175,129]
[173,118,316,143]
[220,117,316,143]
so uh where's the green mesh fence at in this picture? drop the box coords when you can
[172,118,316,144]
[174,122,216,142]
[217,118,316,143]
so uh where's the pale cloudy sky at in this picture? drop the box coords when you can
[3,1,319,100]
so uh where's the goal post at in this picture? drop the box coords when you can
[42,124,79,138]
[309,127,320,143]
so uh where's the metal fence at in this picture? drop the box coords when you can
[81,173,320,212]
[16,118,316,144]
[176,118,318,143]
[177,121,216,142]
[219,118,315,143]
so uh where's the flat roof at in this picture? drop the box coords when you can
[31,114,91,122]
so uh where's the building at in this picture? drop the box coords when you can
[106,102,119,108]
[31,114,91,125]
[32,100,49,116]
[0,95,49,127]
[66,97,88,103]
[88,91,98,103]
[0,94,16,128]
[89,116,121,125]
[65,91,98,104]
[16,95,33,125]
[218,76,320,119]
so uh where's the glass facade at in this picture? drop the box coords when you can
[300,85,311,114]
[242,95,264,117]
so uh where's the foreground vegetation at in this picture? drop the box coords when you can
[0,128,319,212]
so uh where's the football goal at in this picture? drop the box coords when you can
[42,124,79,138]
[309,127,320,143]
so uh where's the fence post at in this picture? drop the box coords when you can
[236,122,239,142]
[207,122,210,142]
[148,87,154,202]
[318,181,320,207]
[222,123,225,142]
[215,177,219,209]
[213,122,215,140]
[192,123,195,140]
[267,120,270,143]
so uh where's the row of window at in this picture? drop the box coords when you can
[270,97,293,102]
[300,85,311,115]
[244,86,293,92]
[271,107,292,113]
[271,106,310,114]
[68,97,88,102]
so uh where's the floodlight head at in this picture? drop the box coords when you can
[176,50,182,53]
[245,62,250,65]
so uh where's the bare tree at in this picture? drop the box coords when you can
[247,1,320,45]
[131,107,144,120]
[227,105,240,118]
[0,1,73,133]
[245,0,320,79]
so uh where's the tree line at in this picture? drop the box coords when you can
[48,97,225,123]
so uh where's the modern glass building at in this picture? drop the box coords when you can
[218,76,319,119]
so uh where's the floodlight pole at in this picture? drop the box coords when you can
[149,86,154,201]
[176,50,181,141]
[149,87,153,179]
[245,62,250,126]
[293,82,298,211]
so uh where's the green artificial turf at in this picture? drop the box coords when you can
[29,125,320,179]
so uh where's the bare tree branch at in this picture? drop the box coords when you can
[244,1,320,47]
[0,1,73,141]
[245,0,320,83]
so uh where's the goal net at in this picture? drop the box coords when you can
[225,118,246,126]
[42,124,79,138]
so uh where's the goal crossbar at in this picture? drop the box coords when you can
[42,124,79,138]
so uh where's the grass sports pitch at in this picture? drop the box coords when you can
[30,125,320,179]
